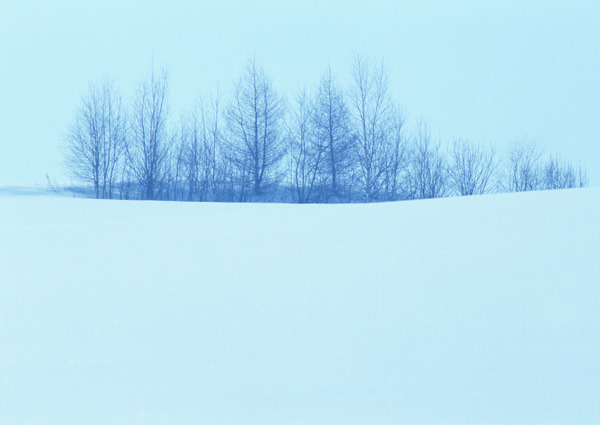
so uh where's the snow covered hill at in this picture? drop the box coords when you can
[1,188,599,425]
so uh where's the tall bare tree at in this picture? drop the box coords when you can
[182,106,208,201]
[407,120,448,199]
[226,59,286,200]
[65,79,126,199]
[163,128,185,201]
[349,56,394,202]
[382,112,408,201]
[127,69,170,200]
[181,94,225,201]
[313,68,352,201]
[287,90,325,203]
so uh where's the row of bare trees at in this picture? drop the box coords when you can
[65,57,587,202]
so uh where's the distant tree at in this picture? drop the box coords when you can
[225,59,286,201]
[180,94,226,201]
[348,56,396,202]
[117,151,135,200]
[126,69,171,200]
[201,94,229,201]
[541,156,587,190]
[406,120,448,199]
[503,143,589,193]
[184,106,209,202]
[65,78,126,199]
[448,139,497,195]
[504,142,543,192]
[163,128,185,201]
[286,90,325,203]
[313,68,352,201]
[381,112,408,201]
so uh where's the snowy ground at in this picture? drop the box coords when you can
[1,188,599,425]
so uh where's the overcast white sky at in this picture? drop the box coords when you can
[1,0,598,185]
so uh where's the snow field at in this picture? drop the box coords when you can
[1,188,599,424]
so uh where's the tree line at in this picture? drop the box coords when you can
[65,57,588,202]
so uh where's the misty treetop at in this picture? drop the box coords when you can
[64,57,588,202]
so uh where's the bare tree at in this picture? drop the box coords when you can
[349,56,395,202]
[127,69,170,200]
[182,107,207,201]
[541,156,587,189]
[503,142,590,193]
[65,79,126,198]
[382,112,408,201]
[226,58,286,201]
[117,153,134,200]
[163,129,185,201]
[449,139,497,195]
[313,68,352,201]
[504,142,543,192]
[202,93,228,201]
[181,94,226,201]
[287,90,325,203]
[407,120,448,199]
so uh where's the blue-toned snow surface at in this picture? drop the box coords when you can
[1,188,599,425]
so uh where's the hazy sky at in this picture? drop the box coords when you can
[1,0,598,185]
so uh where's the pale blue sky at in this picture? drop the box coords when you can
[1,0,598,185]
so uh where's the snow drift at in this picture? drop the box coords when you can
[1,188,599,425]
